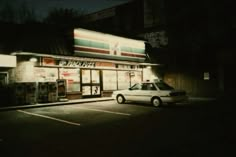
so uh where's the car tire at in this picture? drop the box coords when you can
[152,97,162,107]
[116,95,125,104]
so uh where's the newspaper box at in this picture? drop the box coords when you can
[14,83,26,105]
[38,82,48,103]
[48,82,57,102]
[25,82,37,105]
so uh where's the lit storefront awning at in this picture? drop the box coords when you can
[11,52,157,66]
[0,54,16,67]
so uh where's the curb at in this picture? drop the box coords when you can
[0,97,217,112]
[0,98,114,112]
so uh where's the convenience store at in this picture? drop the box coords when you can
[11,28,156,102]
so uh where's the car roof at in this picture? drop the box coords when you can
[142,79,161,83]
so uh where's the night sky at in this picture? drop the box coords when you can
[0,0,131,18]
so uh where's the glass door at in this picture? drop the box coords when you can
[81,69,101,97]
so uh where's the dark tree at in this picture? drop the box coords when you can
[0,2,17,23]
[43,8,86,27]
[18,1,37,23]
[0,1,38,24]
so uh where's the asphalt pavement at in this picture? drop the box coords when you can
[0,96,216,111]
[1,96,235,157]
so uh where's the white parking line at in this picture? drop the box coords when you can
[76,107,131,116]
[17,110,81,126]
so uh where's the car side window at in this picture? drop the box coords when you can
[148,83,156,90]
[142,83,156,90]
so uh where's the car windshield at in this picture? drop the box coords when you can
[155,81,174,90]
[130,83,141,90]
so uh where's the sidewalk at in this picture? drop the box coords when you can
[0,97,216,112]
[0,97,113,111]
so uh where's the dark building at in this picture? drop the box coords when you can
[79,0,235,97]
[164,0,235,96]
[80,0,144,37]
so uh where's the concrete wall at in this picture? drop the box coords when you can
[163,67,219,97]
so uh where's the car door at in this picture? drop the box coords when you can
[137,83,157,102]
[125,83,142,101]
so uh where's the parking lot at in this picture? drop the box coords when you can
[12,100,158,126]
[0,99,235,157]
[0,100,163,156]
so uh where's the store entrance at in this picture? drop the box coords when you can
[81,69,101,97]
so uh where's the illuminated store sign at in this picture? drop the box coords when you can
[59,60,95,68]
[42,57,95,68]
[42,57,55,66]
[74,28,146,62]
[41,57,116,68]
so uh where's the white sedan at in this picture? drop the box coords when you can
[112,80,188,107]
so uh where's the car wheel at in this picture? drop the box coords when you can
[152,97,162,107]
[117,95,125,104]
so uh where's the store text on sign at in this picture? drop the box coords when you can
[59,60,95,68]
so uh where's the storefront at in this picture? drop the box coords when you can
[0,54,17,105]
[9,28,158,103]
[10,53,150,100]
[0,54,16,85]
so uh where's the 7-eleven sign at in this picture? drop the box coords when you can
[110,42,121,56]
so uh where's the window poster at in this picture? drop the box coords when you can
[103,70,117,90]
[82,70,91,83]
[34,67,58,82]
[91,70,100,83]
[92,86,100,95]
[118,71,130,90]
[59,68,80,92]
[82,86,91,95]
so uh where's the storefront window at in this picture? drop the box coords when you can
[103,70,117,90]
[91,70,100,83]
[34,67,58,82]
[82,86,91,95]
[82,70,91,83]
[0,73,8,86]
[59,68,80,92]
[118,71,130,90]
[81,69,100,96]
[92,86,100,95]
[131,71,142,86]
